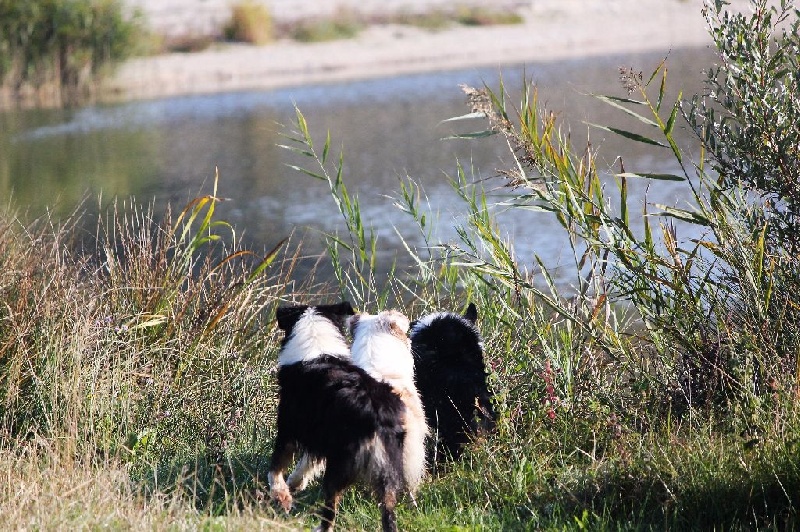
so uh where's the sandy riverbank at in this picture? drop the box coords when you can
[105,0,752,103]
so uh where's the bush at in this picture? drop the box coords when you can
[455,7,524,26]
[225,1,274,45]
[289,13,363,43]
[688,0,800,250]
[0,0,142,106]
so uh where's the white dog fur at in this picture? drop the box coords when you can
[287,310,428,496]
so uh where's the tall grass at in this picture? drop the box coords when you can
[0,175,311,527]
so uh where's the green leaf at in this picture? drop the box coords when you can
[664,94,681,136]
[441,130,497,140]
[284,164,325,180]
[651,204,710,225]
[593,95,659,127]
[322,130,331,164]
[295,107,312,147]
[620,173,629,228]
[439,112,487,123]
[616,172,685,182]
[592,95,646,106]
[656,67,667,111]
[247,237,288,283]
[587,123,668,147]
[277,144,315,158]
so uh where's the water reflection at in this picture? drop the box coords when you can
[0,46,717,282]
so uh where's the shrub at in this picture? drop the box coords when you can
[455,7,524,26]
[687,0,800,250]
[225,1,274,45]
[289,11,363,43]
[0,0,143,106]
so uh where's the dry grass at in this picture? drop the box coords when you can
[226,1,274,45]
[0,442,306,529]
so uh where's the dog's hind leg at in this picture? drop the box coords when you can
[313,488,342,532]
[379,487,398,532]
[267,437,297,512]
[287,452,325,492]
[314,461,355,532]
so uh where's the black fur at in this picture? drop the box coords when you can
[269,303,405,532]
[274,357,406,467]
[410,302,496,462]
[275,301,355,342]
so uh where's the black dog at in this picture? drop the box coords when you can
[268,302,408,532]
[410,303,496,463]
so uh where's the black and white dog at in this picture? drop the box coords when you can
[410,303,496,463]
[268,303,420,532]
[348,310,428,495]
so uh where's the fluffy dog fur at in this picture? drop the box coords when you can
[268,302,408,532]
[286,310,429,502]
[348,310,428,495]
[410,303,496,462]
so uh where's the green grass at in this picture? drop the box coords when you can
[288,14,364,43]
[454,7,525,26]
[279,5,524,43]
[389,7,524,31]
[1,0,799,528]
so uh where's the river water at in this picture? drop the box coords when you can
[0,47,716,283]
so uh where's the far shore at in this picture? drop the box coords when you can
[103,1,751,104]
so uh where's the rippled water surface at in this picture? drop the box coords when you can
[0,47,716,280]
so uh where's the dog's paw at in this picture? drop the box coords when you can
[270,485,293,512]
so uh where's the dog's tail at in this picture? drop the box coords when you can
[397,387,428,494]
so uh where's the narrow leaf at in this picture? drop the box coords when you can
[587,123,668,147]
[276,144,315,158]
[651,204,710,226]
[620,174,629,228]
[593,95,659,127]
[592,95,646,106]
[441,130,497,140]
[322,130,331,164]
[616,172,685,182]
[664,94,681,136]
[284,164,325,180]
[439,112,487,123]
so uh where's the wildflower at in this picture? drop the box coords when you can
[541,359,558,421]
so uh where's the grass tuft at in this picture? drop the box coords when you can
[225,1,275,45]
[454,7,525,26]
[289,11,364,43]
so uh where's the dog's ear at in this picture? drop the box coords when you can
[383,310,410,339]
[389,321,406,340]
[313,302,356,329]
[463,302,478,324]
[338,301,356,316]
[276,305,308,332]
